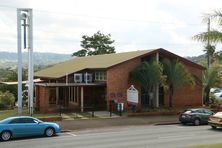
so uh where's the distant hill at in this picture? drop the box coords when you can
[186,54,205,64]
[0,51,206,69]
[0,52,72,69]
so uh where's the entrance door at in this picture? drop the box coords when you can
[159,87,164,106]
[141,88,150,107]
[59,87,64,106]
[93,86,106,110]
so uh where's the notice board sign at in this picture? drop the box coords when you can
[127,85,138,104]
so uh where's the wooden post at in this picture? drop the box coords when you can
[156,52,159,107]
[56,87,59,105]
[81,86,84,112]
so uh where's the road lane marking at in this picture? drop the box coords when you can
[158,134,191,139]
[66,133,77,137]
[176,126,186,128]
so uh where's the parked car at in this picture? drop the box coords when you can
[213,92,222,100]
[179,108,214,126]
[0,116,61,141]
[210,88,222,94]
[208,112,222,129]
[210,88,222,100]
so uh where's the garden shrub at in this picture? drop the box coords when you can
[0,91,15,109]
[0,103,7,110]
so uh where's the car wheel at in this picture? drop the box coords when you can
[211,126,217,129]
[45,127,55,137]
[194,119,200,126]
[1,131,11,141]
[181,122,186,125]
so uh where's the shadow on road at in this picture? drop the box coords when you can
[207,127,222,132]
[1,135,60,142]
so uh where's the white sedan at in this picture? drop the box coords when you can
[208,112,222,129]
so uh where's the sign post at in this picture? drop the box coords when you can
[127,85,138,112]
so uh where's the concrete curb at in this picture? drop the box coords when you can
[154,122,180,126]
[61,130,72,133]
[128,112,179,117]
[60,121,181,132]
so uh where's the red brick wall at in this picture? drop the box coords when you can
[107,57,203,110]
[164,62,203,107]
[38,86,49,113]
[35,86,40,109]
[107,58,141,110]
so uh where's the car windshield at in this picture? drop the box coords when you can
[184,109,204,114]
[0,117,43,124]
[184,110,192,114]
[34,118,43,123]
[0,117,16,124]
[214,89,222,93]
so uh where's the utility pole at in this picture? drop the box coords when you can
[17,9,33,115]
[28,9,34,115]
[207,18,211,68]
[207,18,210,45]
[17,9,22,115]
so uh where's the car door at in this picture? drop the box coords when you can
[9,118,28,137]
[22,118,45,136]
[202,109,214,123]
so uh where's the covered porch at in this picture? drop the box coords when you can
[35,83,106,113]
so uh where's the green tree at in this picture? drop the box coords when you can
[203,64,222,105]
[129,61,166,106]
[0,68,28,100]
[72,31,115,57]
[161,59,195,107]
[0,91,15,109]
[204,44,216,67]
[193,10,222,43]
[214,51,222,64]
[193,10,222,67]
[0,68,28,82]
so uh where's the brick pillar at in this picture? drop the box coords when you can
[35,85,40,109]
[155,52,159,107]
[81,86,84,112]
[64,87,69,107]
[39,86,49,113]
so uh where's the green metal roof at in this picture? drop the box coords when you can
[34,49,154,79]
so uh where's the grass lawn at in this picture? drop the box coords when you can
[184,143,222,148]
[0,109,60,120]
[67,112,98,119]
[78,112,98,118]
[0,110,17,120]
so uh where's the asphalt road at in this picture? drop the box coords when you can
[1,124,222,148]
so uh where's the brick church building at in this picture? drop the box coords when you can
[34,48,204,113]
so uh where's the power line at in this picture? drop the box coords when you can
[0,4,202,26]
[35,10,201,26]
[0,36,202,48]
[0,4,206,51]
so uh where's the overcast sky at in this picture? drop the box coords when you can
[0,0,222,56]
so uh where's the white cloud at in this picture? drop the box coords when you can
[0,0,222,56]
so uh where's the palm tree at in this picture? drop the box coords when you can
[193,10,222,67]
[193,10,222,43]
[129,61,165,107]
[161,59,195,107]
[204,44,216,67]
[214,51,222,63]
[203,65,222,105]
